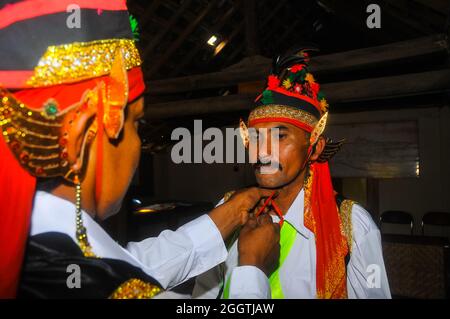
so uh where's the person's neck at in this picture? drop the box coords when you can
[50,177,97,218]
[271,170,306,215]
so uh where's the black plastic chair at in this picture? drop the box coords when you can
[380,210,414,235]
[421,211,450,236]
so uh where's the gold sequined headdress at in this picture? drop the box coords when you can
[0,0,147,298]
[0,0,145,182]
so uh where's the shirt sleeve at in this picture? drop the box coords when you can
[192,262,224,299]
[226,266,271,299]
[193,234,271,299]
[346,205,392,299]
[126,214,227,289]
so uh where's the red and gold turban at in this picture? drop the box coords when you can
[0,0,145,297]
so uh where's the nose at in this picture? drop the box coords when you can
[257,129,272,158]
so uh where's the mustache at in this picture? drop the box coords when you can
[253,159,283,171]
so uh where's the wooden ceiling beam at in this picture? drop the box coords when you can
[213,20,245,66]
[261,5,314,52]
[414,0,450,13]
[220,0,289,66]
[271,18,303,50]
[381,0,439,34]
[168,2,241,77]
[161,0,212,35]
[138,0,163,29]
[319,0,401,42]
[244,0,259,56]
[145,69,450,119]
[145,1,217,78]
[222,42,245,67]
[141,0,193,60]
[146,34,449,95]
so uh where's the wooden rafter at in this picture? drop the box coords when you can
[319,0,405,43]
[161,0,213,36]
[214,20,245,66]
[144,1,217,78]
[414,0,450,13]
[222,0,289,66]
[145,69,450,119]
[141,0,193,59]
[381,0,440,34]
[244,0,259,56]
[168,1,241,77]
[137,0,162,29]
[146,34,449,95]
[262,5,314,54]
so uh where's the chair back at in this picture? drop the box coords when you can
[380,210,414,235]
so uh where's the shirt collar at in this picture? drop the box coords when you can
[283,188,312,239]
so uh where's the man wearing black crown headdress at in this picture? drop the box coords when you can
[194,49,391,299]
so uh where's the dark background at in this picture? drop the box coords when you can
[101,0,450,298]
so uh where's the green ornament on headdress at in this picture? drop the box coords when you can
[261,90,274,105]
[299,69,308,81]
[288,73,297,83]
[129,14,140,41]
[317,91,326,101]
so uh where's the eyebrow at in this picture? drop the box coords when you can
[254,125,289,134]
[272,125,289,131]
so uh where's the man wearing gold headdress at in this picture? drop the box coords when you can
[193,49,391,299]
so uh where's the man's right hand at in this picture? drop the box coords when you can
[238,213,280,276]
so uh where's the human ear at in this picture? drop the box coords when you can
[309,136,326,162]
[65,108,97,173]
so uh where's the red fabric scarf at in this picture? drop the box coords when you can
[304,162,349,298]
[0,137,36,298]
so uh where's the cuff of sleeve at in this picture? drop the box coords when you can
[178,214,228,274]
[228,266,271,299]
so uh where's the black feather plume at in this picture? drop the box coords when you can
[271,46,319,76]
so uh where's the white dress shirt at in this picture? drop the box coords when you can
[30,191,268,298]
[193,188,392,299]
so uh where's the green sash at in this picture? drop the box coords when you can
[268,221,297,298]
[222,221,297,299]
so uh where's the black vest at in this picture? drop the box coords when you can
[18,232,161,299]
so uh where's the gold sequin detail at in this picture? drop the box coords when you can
[0,88,96,180]
[1,89,64,177]
[223,190,236,203]
[77,231,97,258]
[249,104,318,128]
[339,199,355,253]
[303,167,349,299]
[26,39,141,87]
[109,279,162,299]
[303,168,316,235]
